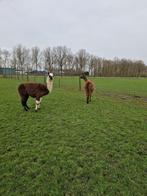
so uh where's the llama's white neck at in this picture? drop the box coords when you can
[46,77,53,93]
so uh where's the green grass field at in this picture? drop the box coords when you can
[0,77,147,195]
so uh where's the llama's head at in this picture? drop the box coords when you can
[48,72,54,80]
[80,73,87,80]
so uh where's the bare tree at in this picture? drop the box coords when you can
[0,49,3,68]
[53,46,70,76]
[11,45,31,79]
[133,60,146,77]
[88,55,98,76]
[11,49,17,69]
[15,45,24,78]
[43,47,54,72]
[22,48,30,81]
[0,45,146,77]
[31,46,41,72]
[64,52,73,69]
[75,49,89,72]
[2,49,10,77]
[11,47,19,79]
[96,57,103,76]
[15,45,30,79]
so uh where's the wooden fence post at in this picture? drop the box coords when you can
[59,78,61,88]
[79,77,81,91]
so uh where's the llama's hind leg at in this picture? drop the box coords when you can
[25,104,30,110]
[89,95,92,102]
[86,96,89,104]
[21,100,29,111]
[25,95,30,110]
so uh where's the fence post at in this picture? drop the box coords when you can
[59,78,61,88]
[44,75,46,83]
[79,77,81,91]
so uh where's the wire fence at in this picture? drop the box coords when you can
[53,76,147,98]
[1,74,147,97]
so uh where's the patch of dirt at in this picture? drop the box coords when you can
[97,91,147,103]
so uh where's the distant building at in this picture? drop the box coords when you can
[0,67,15,75]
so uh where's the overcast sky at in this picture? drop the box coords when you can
[0,0,147,63]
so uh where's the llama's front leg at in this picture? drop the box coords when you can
[35,98,42,111]
[38,98,42,109]
[35,98,40,111]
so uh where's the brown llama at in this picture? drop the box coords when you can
[18,73,54,111]
[80,73,94,104]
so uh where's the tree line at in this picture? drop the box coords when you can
[0,44,146,78]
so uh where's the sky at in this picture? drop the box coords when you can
[0,0,147,64]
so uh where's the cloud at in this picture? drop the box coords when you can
[0,0,147,63]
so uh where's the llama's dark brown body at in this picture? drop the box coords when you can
[18,83,49,98]
[18,83,49,111]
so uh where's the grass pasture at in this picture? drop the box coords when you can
[0,77,147,195]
